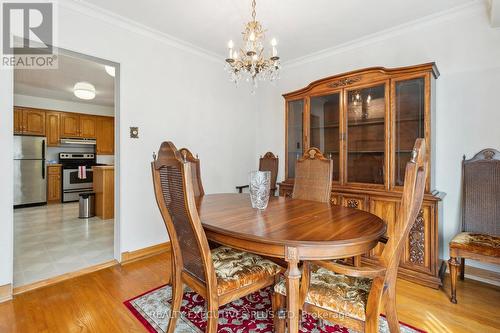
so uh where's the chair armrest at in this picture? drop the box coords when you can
[235,185,249,193]
[313,260,386,279]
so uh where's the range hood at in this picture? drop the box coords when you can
[60,138,96,145]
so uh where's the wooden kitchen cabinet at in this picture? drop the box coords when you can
[14,107,22,134]
[278,63,445,289]
[60,113,80,137]
[23,109,46,135]
[45,111,61,146]
[96,116,114,154]
[80,115,97,138]
[60,113,97,139]
[14,107,46,135]
[14,107,114,152]
[93,166,114,219]
[47,164,62,203]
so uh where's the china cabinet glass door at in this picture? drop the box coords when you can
[286,99,304,179]
[394,77,425,186]
[310,93,341,181]
[346,84,387,185]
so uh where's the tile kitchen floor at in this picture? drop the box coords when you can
[13,202,114,287]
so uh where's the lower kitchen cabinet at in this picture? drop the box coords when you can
[47,164,62,203]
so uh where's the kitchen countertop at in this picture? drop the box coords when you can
[93,165,114,170]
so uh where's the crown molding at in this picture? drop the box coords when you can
[59,0,224,63]
[284,0,485,69]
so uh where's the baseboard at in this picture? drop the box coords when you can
[13,259,118,295]
[441,260,500,287]
[121,241,171,264]
[0,283,12,303]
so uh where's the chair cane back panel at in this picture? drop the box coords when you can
[462,149,500,235]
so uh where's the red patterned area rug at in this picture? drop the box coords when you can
[124,285,426,333]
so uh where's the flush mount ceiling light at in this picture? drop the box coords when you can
[104,65,115,77]
[73,82,96,100]
[224,0,280,92]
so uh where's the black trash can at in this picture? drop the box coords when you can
[79,193,95,218]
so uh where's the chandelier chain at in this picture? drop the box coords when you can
[251,0,256,22]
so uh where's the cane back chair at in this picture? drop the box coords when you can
[448,148,500,303]
[236,152,279,196]
[292,147,333,203]
[179,147,205,197]
[151,141,283,333]
[274,138,428,333]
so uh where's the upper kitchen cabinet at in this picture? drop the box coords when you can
[80,115,97,138]
[14,107,46,136]
[60,113,97,139]
[96,116,114,154]
[14,107,22,134]
[14,107,114,152]
[45,111,61,146]
[60,112,80,137]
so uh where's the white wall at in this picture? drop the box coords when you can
[14,94,114,116]
[0,68,14,287]
[0,1,257,287]
[256,3,500,271]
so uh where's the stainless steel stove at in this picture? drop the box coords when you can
[59,153,96,203]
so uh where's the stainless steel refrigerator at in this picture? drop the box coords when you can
[14,136,47,207]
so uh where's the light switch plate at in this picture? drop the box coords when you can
[130,127,139,138]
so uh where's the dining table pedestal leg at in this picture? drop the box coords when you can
[285,247,301,333]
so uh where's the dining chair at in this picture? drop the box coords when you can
[292,147,333,203]
[179,147,205,197]
[236,152,279,196]
[274,138,428,333]
[151,141,283,333]
[448,148,500,303]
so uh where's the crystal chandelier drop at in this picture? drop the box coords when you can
[224,0,280,91]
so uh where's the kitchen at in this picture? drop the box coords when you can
[13,52,117,289]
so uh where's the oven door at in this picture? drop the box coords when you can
[63,168,93,190]
[62,168,93,202]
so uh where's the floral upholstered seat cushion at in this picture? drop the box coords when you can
[274,264,372,321]
[212,246,283,295]
[450,232,500,257]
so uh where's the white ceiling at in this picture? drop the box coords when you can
[81,0,474,61]
[14,53,115,106]
[14,0,476,105]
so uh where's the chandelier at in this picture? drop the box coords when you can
[224,0,280,91]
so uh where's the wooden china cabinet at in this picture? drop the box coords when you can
[278,63,445,288]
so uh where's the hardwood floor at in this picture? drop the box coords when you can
[0,252,498,333]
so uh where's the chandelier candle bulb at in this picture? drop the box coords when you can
[228,40,234,58]
[271,38,278,57]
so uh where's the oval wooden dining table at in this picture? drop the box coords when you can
[197,193,386,333]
